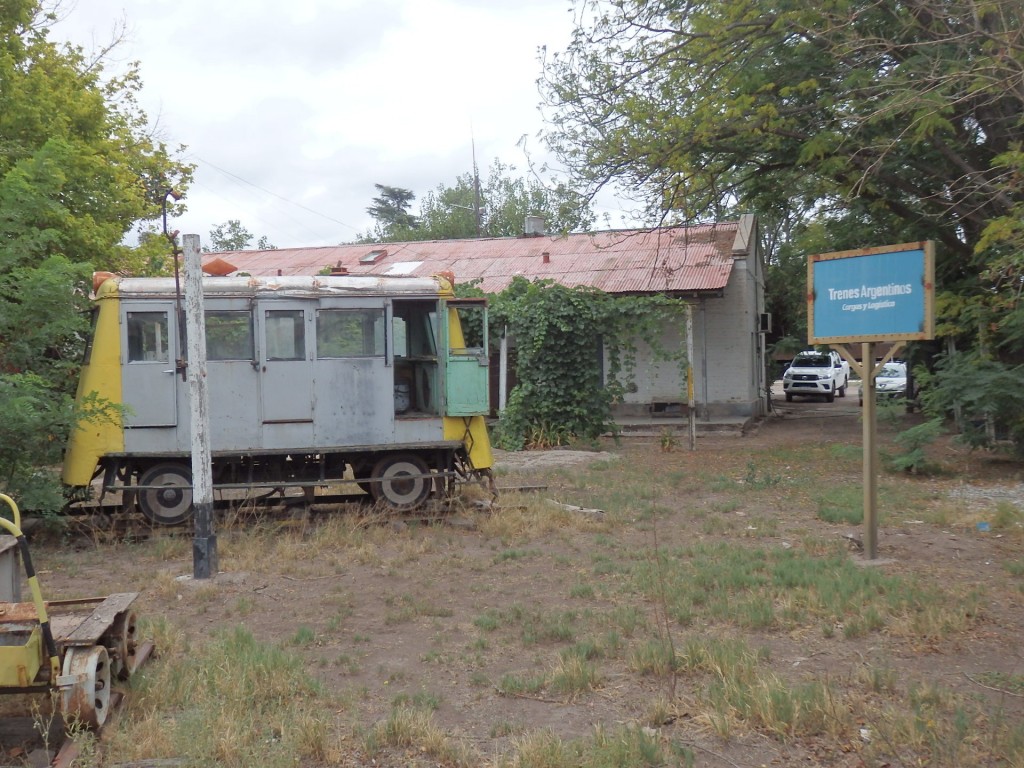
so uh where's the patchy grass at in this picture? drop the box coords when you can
[103,625,334,767]
[35,418,1024,768]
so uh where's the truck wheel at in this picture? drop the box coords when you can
[785,392,793,402]
[825,390,835,403]
[838,377,847,397]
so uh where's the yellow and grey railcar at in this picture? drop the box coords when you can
[62,272,493,524]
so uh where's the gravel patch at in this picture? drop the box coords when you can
[948,483,1024,509]
[493,449,620,472]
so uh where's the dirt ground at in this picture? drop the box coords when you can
[19,397,1024,766]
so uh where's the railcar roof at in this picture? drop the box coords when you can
[101,274,448,299]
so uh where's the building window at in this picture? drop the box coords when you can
[360,249,388,264]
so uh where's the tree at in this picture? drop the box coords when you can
[206,220,251,252]
[203,221,275,252]
[0,1,193,510]
[543,0,1020,247]
[363,184,419,242]
[542,0,1024,450]
[361,162,594,243]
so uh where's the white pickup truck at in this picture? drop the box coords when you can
[782,350,850,403]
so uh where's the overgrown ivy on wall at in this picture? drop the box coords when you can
[478,277,689,450]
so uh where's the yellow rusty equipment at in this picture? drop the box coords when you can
[0,493,145,728]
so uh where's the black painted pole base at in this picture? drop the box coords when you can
[193,534,219,579]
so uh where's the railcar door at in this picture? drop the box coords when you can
[121,304,177,427]
[443,299,489,416]
[204,304,260,449]
[312,302,393,445]
[259,304,314,427]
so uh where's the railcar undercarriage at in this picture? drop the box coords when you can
[91,443,494,525]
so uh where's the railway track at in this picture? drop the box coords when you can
[56,486,495,541]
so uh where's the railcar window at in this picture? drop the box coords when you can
[392,301,438,358]
[206,311,254,361]
[450,304,486,355]
[265,309,305,361]
[316,309,385,357]
[406,311,438,357]
[126,312,169,363]
[392,317,408,358]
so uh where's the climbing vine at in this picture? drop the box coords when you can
[487,277,689,450]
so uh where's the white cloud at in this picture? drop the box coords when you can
[52,0,630,249]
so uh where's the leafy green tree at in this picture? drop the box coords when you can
[542,0,1024,448]
[362,184,419,242]
[416,174,482,240]
[0,1,192,510]
[542,0,1020,247]
[204,220,252,252]
[363,162,594,243]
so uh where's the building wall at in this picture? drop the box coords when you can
[609,216,767,422]
[610,320,688,414]
[696,255,764,419]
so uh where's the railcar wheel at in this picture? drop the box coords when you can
[60,646,111,729]
[108,610,138,680]
[138,463,193,525]
[370,454,432,510]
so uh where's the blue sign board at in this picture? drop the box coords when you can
[808,242,934,343]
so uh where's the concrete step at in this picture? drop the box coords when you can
[614,418,751,437]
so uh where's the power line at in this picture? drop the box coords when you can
[191,155,361,234]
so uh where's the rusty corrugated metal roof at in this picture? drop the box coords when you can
[204,222,743,295]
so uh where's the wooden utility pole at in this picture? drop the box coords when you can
[835,340,905,560]
[861,342,878,559]
[686,303,697,451]
[183,234,218,578]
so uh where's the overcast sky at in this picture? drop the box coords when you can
[52,0,625,248]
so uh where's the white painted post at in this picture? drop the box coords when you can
[499,325,508,413]
[183,234,218,578]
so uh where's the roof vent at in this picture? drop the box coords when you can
[360,249,388,264]
[329,261,349,276]
[202,257,237,277]
[524,215,546,236]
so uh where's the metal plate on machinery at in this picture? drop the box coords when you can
[62,593,138,647]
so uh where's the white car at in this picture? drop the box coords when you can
[783,350,849,403]
[859,361,910,406]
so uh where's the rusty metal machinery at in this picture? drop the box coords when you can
[0,493,151,729]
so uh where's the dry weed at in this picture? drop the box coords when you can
[479,493,611,542]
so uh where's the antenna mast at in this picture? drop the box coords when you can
[472,132,482,238]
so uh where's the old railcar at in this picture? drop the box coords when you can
[62,273,493,524]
